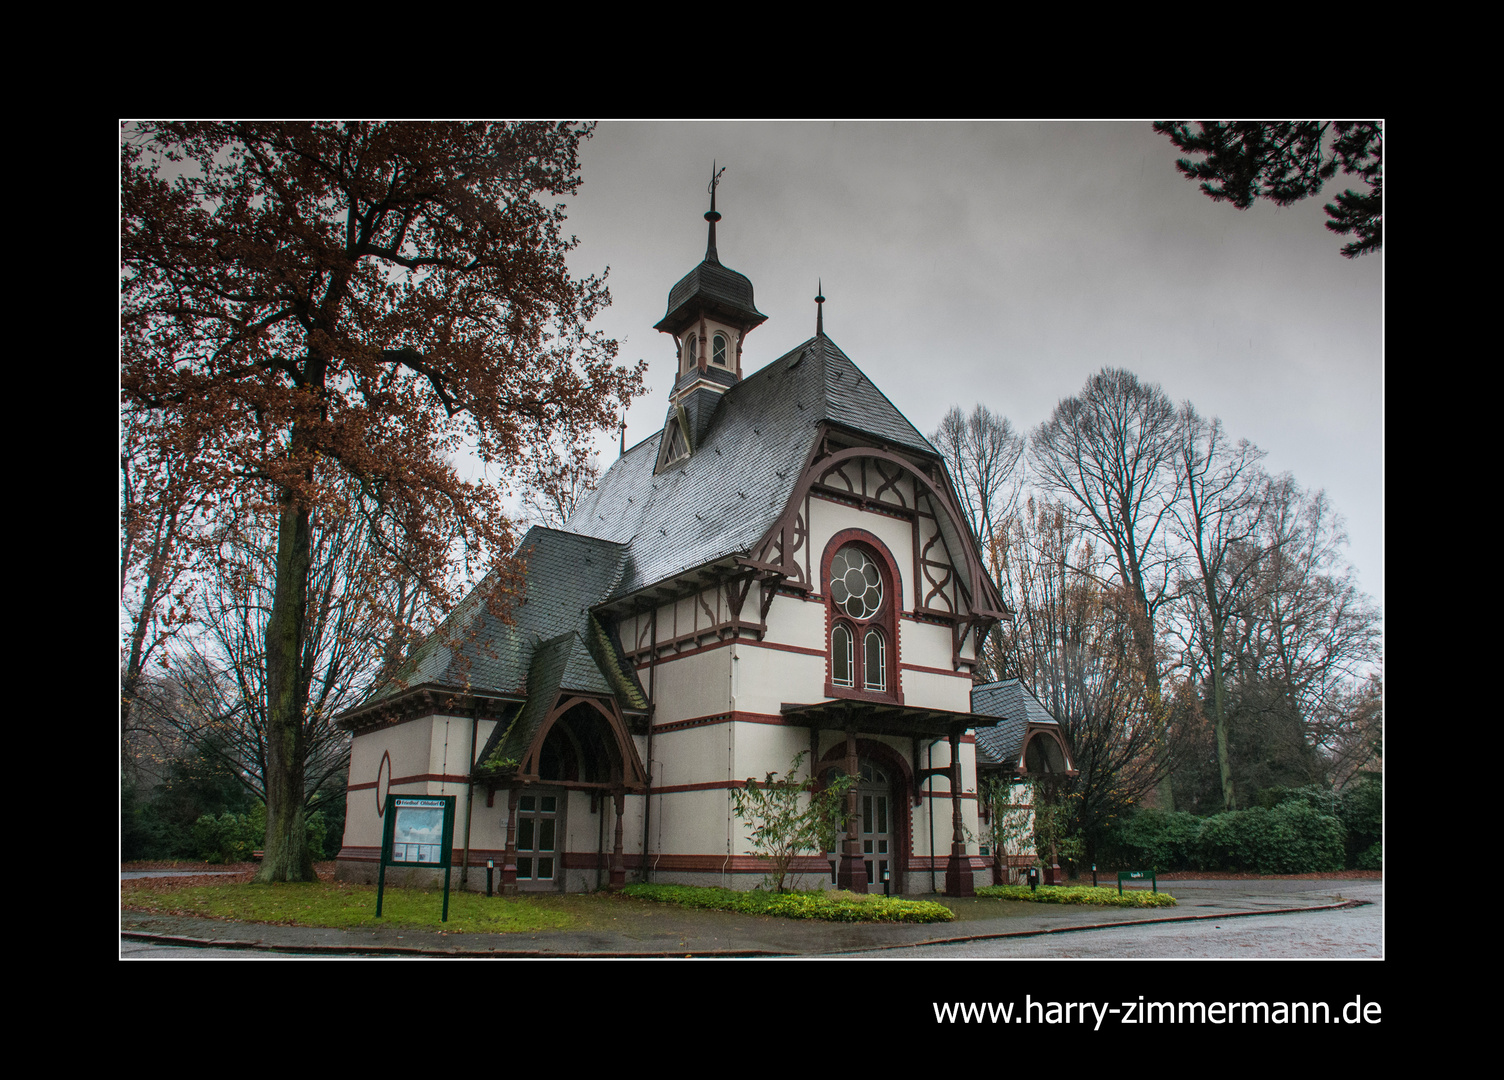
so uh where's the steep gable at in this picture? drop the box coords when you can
[567,333,937,601]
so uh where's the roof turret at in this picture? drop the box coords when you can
[654,167,767,336]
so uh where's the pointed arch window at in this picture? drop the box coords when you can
[825,540,899,701]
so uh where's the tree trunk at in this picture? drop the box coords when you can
[255,492,316,883]
[1212,619,1235,811]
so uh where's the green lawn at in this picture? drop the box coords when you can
[121,879,580,934]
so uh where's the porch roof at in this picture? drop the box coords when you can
[779,699,1000,740]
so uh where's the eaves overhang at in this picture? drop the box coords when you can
[336,682,526,734]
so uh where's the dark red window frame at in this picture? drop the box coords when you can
[822,529,903,704]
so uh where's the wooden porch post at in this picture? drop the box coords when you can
[501,786,520,895]
[835,727,867,892]
[610,789,627,889]
[944,728,974,897]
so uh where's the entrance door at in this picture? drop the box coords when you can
[857,761,892,890]
[514,790,562,889]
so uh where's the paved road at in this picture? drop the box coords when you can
[832,881,1383,958]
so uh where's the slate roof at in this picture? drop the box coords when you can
[568,333,937,601]
[654,250,767,335]
[350,331,965,731]
[347,527,639,715]
[971,679,1061,768]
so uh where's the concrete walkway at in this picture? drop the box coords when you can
[120,877,1379,958]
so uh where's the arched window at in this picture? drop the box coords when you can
[684,334,697,371]
[825,540,899,701]
[832,623,854,687]
[712,332,728,366]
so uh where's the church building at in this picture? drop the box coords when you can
[335,182,1073,895]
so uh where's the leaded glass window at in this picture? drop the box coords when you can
[829,547,883,619]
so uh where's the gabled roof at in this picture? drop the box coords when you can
[472,630,598,773]
[568,333,937,600]
[344,527,639,717]
[971,678,1062,768]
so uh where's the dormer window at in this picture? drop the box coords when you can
[712,332,728,366]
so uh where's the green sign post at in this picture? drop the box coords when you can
[377,794,457,922]
[1117,869,1158,896]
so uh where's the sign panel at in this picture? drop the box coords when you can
[376,793,457,921]
[390,798,447,865]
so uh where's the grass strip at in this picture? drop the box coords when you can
[620,883,954,923]
[121,879,575,934]
[976,884,1177,908]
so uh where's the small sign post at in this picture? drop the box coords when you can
[376,794,457,922]
[1117,869,1158,896]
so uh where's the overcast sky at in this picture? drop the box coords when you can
[556,121,1382,610]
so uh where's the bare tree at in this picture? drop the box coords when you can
[993,499,1181,856]
[141,488,436,817]
[1171,406,1268,810]
[931,404,1025,561]
[523,438,601,530]
[931,404,1025,680]
[1030,368,1185,807]
[120,412,212,779]
[1222,476,1381,799]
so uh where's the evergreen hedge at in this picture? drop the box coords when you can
[1104,790,1358,875]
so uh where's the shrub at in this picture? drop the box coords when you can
[191,803,330,863]
[977,884,1177,908]
[619,883,954,924]
[1112,808,1203,871]
[1338,775,1382,869]
[1196,803,1345,874]
[1357,839,1382,870]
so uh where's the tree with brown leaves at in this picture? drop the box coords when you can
[121,122,646,881]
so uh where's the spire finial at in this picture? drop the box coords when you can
[704,163,725,263]
[815,280,825,336]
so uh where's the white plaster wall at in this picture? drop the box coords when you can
[732,720,814,783]
[731,641,825,715]
[651,647,733,722]
[762,589,825,650]
[649,785,734,858]
[649,724,732,793]
[342,717,443,850]
[900,619,957,673]
[898,667,973,713]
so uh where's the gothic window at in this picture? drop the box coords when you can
[832,623,854,687]
[826,541,897,700]
[863,628,886,692]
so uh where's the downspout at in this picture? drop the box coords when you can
[639,607,658,883]
[461,714,479,888]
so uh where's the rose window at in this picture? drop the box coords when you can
[830,547,883,619]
